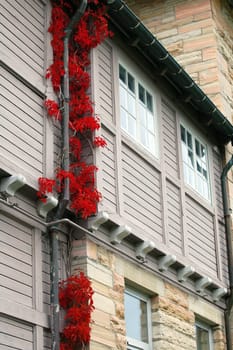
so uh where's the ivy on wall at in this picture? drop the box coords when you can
[37,0,111,219]
[38,1,112,348]
[59,273,95,349]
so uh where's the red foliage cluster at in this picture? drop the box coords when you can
[38,0,112,219]
[59,273,95,349]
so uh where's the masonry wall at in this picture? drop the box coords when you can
[71,237,226,349]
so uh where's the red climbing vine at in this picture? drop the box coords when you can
[38,0,112,219]
[38,1,112,348]
[59,272,95,350]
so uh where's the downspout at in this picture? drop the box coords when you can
[50,2,87,350]
[221,154,233,350]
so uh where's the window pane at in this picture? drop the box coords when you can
[201,144,206,162]
[128,115,136,137]
[139,105,147,126]
[140,127,147,146]
[187,131,192,149]
[181,125,186,143]
[148,133,155,153]
[121,108,127,130]
[147,112,154,131]
[124,292,149,343]
[119,65,126,83]
[139,84,145,103]
[120,86,127,108]
[196,326,211,350]
[195,139,200,157]
[146,92,153,112]
[128,93,136,115]
[128,73,135,93]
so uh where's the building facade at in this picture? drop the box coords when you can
[0,0,233,349]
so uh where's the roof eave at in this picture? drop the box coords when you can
[106,0,233,145]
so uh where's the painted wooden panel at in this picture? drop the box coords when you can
[166,179,183,254]
[101,126,117,211]
[186,194,217,277]
[212,148,224,219]
[44,329,51,350]
[122,143,163,241]
[219,221,229,285]
[98,42,114,122]
[1,67,44,179]
[0,213,33,307]
[1,0,45,87]
[0,316,33,350]
[42,236,50,314]
[161,99,179,178]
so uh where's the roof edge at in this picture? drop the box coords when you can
[106,0,233,145]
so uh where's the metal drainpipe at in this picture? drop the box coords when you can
[50,2,87,350]
[221,154,233,350]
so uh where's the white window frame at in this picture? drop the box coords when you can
[118,61,158,158]
[180,123,211,202]
[124,287,152,350]
[195,320,214,350]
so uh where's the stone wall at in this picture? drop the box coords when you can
[71,238,226,349]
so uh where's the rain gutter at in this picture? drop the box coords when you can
[221,156,233,350]
[50,2,87,350]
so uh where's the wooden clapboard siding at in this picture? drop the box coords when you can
[101,126,117,210]
[42,237,50,314]
[186,195,217,276]
[219,221,229,285]
[213,148,224,220]
[1,0,45,89]
[166,179,183,254]
[1,67,44,180]
[0,316,33,350]
[0,213,33,307]
[44,330,51,350]
[162,99,179,178]
[122,143,163,241]
[98,42,114,122]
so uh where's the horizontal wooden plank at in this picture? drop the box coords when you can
[123,177,161,209]
[123,156,160,189]
[1,241,32,265]
[122,146,160,180]
[0,275,32,298]
[1,107,43,141]
[0,252,32,276]
[15,0,44,22]
[124,194,163,228]
[1,118,43,152]
[2,74,44,115]
[4,0,44,33]
[1,215,32,239]
[44,330,51,350]
[0,231,32,257]
[0,287,32,307]
[1,13,43,56]
[102,172,116,190]
[0,264,32,287]
[0,134,43,173]
[1,18,43,64]
[187,224,215,250]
